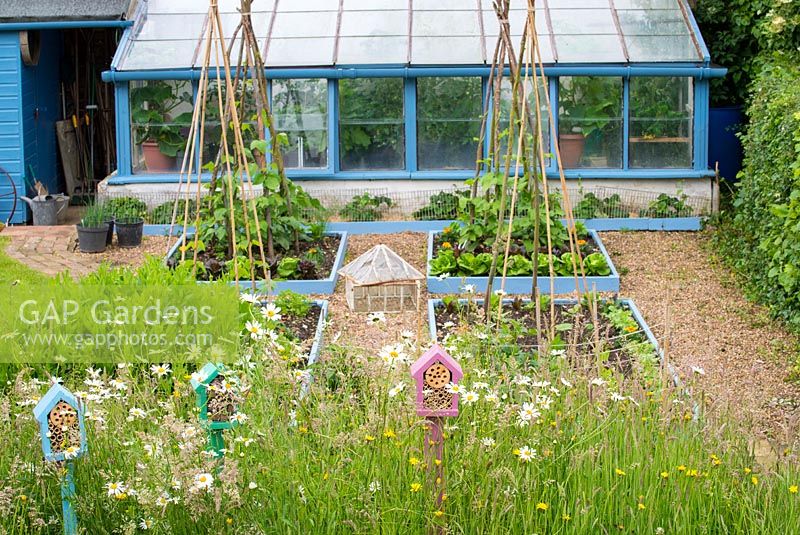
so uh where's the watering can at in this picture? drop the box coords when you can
[20,195,69,226]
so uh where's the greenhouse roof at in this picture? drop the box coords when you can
[115,0,708,72]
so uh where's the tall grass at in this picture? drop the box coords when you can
[0,306,798,534]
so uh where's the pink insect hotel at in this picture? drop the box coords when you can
[410,344,463,417]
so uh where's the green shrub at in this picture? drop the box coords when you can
[716,54,800,329]
[104,197,147,220]
[148,199,197,224]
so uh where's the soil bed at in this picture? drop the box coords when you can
[170,235,341,281]
[282,304,323,344]
[433,298,656,376]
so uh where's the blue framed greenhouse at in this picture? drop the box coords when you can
[1,0,727,221]
[99,0,725,206]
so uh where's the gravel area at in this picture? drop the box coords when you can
[317,230,800,442]
[600,231,800,440]
[73,235,173,268]
[321,232,430,356]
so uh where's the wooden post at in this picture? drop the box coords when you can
[60,463,77,535]
[424,416,445,507]
[32,385,87,535]
[410,345,462,526]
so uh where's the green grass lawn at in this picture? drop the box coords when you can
[0,235,48,285]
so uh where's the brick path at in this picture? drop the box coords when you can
[1,226,100,277]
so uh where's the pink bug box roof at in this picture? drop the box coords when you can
[410,344,463,382]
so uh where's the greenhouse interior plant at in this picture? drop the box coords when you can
[558,77,620,168]
[130,81,193,172]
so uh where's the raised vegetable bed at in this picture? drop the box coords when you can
[164,230,348,295]
[426,228,620,295]
[428,297,660,371]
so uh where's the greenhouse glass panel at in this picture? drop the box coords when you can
[413,37,484,65]
[497,78,551,169]
[412,11,480,37]
[417,78,483,170]
[614,0,680,9]
[547,0,607,7]
[271,11,337,39]
[554,35,625,63]
[199,80,261,171]
[266,38,335,67]
[616,9,691,35]
[272,80,328,169]
[629,77,693,169]
[626,35,701,62]
[129,80,193,174]
[558,77,623,169]
[548,9,617,34]
[339,78,405,171]
[337,36,409,65]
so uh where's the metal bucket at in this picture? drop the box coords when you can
[20,195,68,226]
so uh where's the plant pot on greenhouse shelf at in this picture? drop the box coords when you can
[428,297,662,378]
[426,226,620,295]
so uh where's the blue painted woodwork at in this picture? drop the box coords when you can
[0,30,62,224]
[163,230,349,295]
[708,106,744,181]
[427,297,660,357]
[22,30,61,197]
[102,65,728,83]
[0,31,25,223]
[32,383,88,462]
[108,66,722,185]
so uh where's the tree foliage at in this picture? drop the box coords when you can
[716,54,800,329]
[694,0,799,106]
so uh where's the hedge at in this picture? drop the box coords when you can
[717,53,800,329]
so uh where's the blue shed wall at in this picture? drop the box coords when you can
[0,31,24,223]
[21,30,61,199]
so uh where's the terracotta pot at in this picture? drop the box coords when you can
[141,141,175,172]
[558,134,586,168]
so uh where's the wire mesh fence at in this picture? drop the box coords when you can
[98,183,711,224]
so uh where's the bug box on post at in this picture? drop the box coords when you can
[410,344,463,417]
[338,244,424,313]
[32,384,87,461]
[190,363,241,431]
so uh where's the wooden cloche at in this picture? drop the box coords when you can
[338,244,424,313]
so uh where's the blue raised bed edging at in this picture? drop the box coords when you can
[426,229,620,295]
[326,220,456,235]
[580,217,702,231]
[160,227,349,295]
[308,300,328,366]
[427,297,660,357]
[325,217,701,235]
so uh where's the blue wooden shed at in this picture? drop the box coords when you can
[0,1,132,224]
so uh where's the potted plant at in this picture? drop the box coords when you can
[558,77,618,168]
[113,199,146,248]
[130,81,193,172]
[76,203,110,253]
[100,203,115,245]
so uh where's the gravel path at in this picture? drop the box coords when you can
[321,230,800,441]
[321,232,430,356]
[601,231,800,440]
